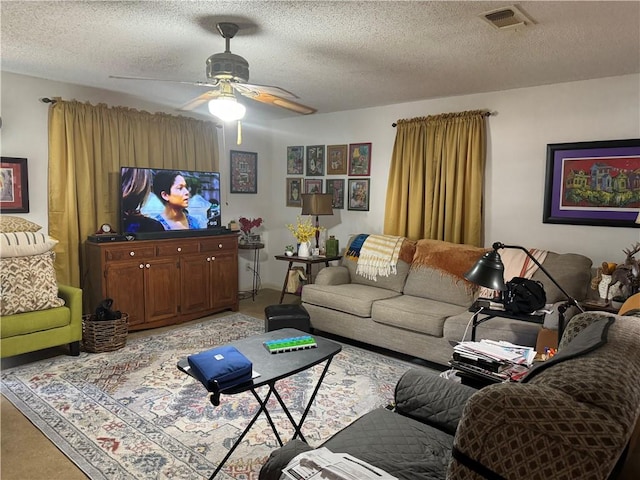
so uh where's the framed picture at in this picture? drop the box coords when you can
[230,150,257,194]
[348,143,372,176]
[326,179,345,209]
[348,178,370,211]
[286,146,304,175]
[306,145,325,176]
[304,179,323,194]
[543,139,640,227]
[327,144,348,175]
[0,157,29,213]
[286,177,303,207]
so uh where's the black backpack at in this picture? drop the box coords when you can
[503,277,546,314]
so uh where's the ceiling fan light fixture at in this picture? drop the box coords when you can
[208,97,246,122]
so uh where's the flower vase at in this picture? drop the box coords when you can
[298,241,311,258]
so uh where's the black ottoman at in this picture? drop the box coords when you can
[264,304,311,333]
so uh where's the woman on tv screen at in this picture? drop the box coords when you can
[121,168,165,233]
[152,170,201,230]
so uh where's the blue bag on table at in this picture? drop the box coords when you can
[187,345,253,405]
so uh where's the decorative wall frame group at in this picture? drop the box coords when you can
[230,150,258,193]
[0,157,29,213]
[543,138,640,227]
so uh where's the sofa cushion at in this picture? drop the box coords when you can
[404,240,486,306]
[0,251,65,315]
[0,215,42,233]
[373,295,466,337]
[341,235,416,293]
[0,231,58,258]
[0,304,71,338]
[302,283,400,318]
[323,407,454,480]
[531,252,592,303]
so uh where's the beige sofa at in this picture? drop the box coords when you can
[302,237,592,365]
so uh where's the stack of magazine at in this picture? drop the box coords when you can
[451,339,536,382]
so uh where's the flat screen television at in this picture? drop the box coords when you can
[119,166,222,239]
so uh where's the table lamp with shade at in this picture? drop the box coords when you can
[464,242,585,342]
[301,193,333,249]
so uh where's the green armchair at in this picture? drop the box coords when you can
[1,284,82,358]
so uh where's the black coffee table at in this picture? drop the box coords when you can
[177,328,342,480]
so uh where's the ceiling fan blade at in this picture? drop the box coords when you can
[109,75,220,88]
[178,90,222,111]
[238,90,316,115]
[233,82,299,99]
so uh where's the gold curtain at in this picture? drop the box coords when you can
[48,99,219,287]
[383,110,487,246]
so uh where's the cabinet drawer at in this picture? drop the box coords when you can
[105,246,155,261]
[156,242,199,256]
[199,236,238,253]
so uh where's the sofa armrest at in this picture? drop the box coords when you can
[394,368,477,435]
[314,265,350,285]
[448,382,627,480]
[259,439,313,480]
[58,284,83,331]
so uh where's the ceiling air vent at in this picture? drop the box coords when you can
[480,5,534,30]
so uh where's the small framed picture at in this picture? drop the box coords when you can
[348,178,370,211]
[304,179,323,194]
[348,143,372,176]
[286,177,303,207]
[230,150,257,193]
[287,146,304,175]
[326,178,345,209]
[327,144,348,175]
[306,145,325,176]
[0,157,29,213]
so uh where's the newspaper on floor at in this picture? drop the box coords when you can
[280,447,398,480]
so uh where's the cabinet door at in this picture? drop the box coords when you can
[211,252,239,309]
[144,258,180,323]
[105,262,146,327]
[180,254,212,314]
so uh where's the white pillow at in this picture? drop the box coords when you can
[0,231,58,258]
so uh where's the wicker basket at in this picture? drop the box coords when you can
[82,313,129,353]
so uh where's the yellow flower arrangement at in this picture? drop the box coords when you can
[286,216,320,243]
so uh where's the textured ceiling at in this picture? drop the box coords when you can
[2,1,639,121]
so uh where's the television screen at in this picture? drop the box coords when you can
[120,167,222,237]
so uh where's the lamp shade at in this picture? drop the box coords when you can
[301,193,333,216]
[464,250,506,291]
[208,97,246,122]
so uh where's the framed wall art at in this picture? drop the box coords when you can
[0,157,29,213]
[326,178,345,209]
[543,138,640,227]
[327,144,348,175]
[348,178,370,211]
[287,145,304,175]
[286,177,303,207]
[304,179,323,194]
[348,143,372,176]
[306,145,325,176]
[230,150,257,193]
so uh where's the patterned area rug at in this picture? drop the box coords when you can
[1,313,432,479]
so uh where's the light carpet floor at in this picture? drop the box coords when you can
[1,312,432,479]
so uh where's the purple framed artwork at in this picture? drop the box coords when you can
[348,143,371,176]
[0,157,29,213]
[543,139,640,227]
[304,179,323,194]
[230,150,257,193]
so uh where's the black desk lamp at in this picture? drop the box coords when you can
[301,193,333,249]
[464,242,585,340]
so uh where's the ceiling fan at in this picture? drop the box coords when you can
[110,22,316,120]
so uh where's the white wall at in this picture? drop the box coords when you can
[3,72,639,294]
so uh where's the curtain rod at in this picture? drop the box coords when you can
[391,110,494,127]
[40,97,57,104]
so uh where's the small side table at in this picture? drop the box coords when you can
[239,242,264,301]
[275,254,342,304]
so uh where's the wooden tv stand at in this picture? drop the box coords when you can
[85,234,239,331]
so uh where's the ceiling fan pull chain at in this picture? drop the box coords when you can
[237,120,242,145]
